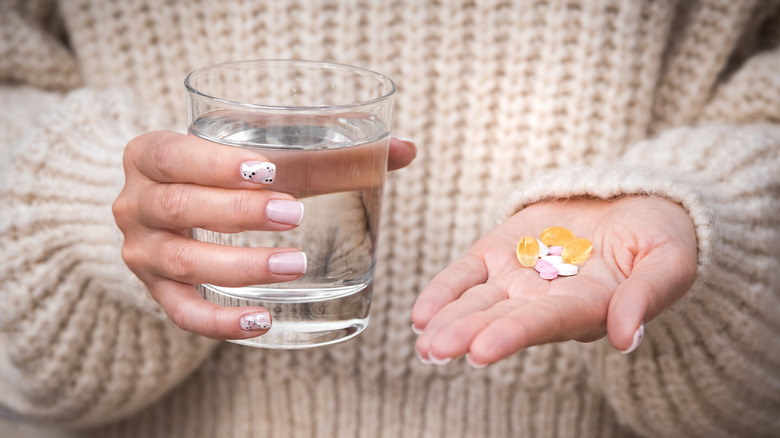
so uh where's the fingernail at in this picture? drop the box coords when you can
[239,311,271,331]
[411,323,422,335]
[466,353,487,369]
[266,200,304,225]
[621,321,645,355]
[268,252,307,275]
[240,161,276,184]
[396,136,417,155]
[417,351,434,365]
[429,353,452,366]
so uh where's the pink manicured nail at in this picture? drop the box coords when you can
[266,200,304,225]
[268,252,307,275]
[240,161,276,184]
[621,321,645,355]
[239,311,271,331]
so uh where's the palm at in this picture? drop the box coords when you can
[412,197,697,366]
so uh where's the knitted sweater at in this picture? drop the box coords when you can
[1,0,779,437]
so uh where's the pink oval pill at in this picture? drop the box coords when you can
[539,267,559,280]
[534,258,554,273]
[548,246,563,256]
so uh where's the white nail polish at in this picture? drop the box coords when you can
[621,321,645,355]
[429,353,452,366]
[241,161,276,184]
[266,200,304,225]
[417,351,434,365]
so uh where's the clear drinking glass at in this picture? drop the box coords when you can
[184,60,396,349]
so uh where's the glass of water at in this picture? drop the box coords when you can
[184,60,396,349]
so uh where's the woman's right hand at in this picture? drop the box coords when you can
[113,131,416,340]
[112,130,308,340]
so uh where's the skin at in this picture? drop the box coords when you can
[113,130,416,340]
[411,197,698,365]
[115,131,698,362]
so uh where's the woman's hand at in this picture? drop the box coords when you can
[412,196,698,367]
[113,131,415,340]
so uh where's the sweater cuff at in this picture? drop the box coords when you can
[496,163,717,283]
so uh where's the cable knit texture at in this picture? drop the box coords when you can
[0,1,778,437]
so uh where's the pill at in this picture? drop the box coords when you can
[537,240,550,257]
[516,235,540,267]
[555,263,578,276]
[562,238,593,265]
[539,267,559,280]
[541,255,563,266]
[534,258,554,272]
[540,226,577,247]
[516,227,592,280]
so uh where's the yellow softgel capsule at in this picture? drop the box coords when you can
[516,235,540,267]
[562,238,593,265]
[540,226,577,247]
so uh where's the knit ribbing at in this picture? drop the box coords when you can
[0,89,217,427]
[0,6,81,91]
[650,0,758,132]
[2,1,780,437]
[582,125,780,437]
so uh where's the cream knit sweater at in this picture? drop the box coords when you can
[1,1,779,437]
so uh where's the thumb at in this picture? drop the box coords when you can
[606,248,696,354]
[388,136,417,171]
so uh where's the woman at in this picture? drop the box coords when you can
[1,1,779,437]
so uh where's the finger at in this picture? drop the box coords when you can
[388,136,417,171]
[151,279,273,340]
[411,253,488,331]
[468,293,607,366]
[418,283,516,363]
[125,233,307,287]
[125,130,273,187]
[606,247,696,354]
[139,183,304,232]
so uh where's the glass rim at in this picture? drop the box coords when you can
[184,59,397,111]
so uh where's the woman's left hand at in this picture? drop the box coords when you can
[412,196,698,367]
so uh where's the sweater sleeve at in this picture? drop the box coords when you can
[0,1,82,91]
[0,87,218,429]
[496,50,780,437]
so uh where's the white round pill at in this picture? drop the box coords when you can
[555,263,578,276]
[541,255,563,265]
[537,240,549,257]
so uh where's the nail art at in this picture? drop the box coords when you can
[240,161,276,184]
[621,321,645,355]
[239,312,272,331]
